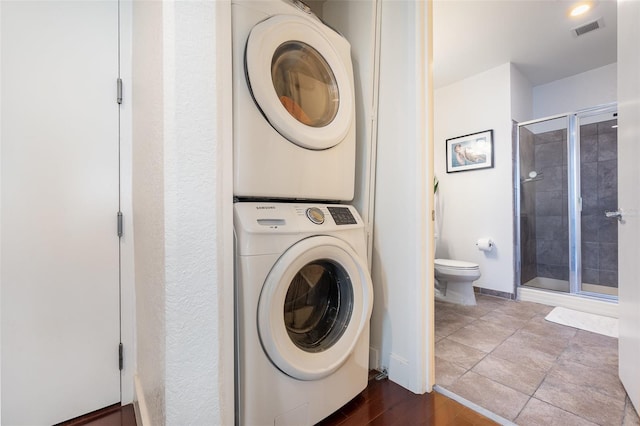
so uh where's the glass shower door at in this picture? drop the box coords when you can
[518,115,570,293]
[577,108,618,298]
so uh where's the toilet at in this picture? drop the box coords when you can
[434,259,481,306]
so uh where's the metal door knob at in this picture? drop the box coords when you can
[605,209,623,221]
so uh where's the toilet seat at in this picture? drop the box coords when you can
[435,258,479,270]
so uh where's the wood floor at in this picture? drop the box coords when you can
[57,404,136,426]
[56,379,496,426]
[317,376,498,426]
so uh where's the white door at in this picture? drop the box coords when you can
[617,0,640,416]
[1,1,121,424]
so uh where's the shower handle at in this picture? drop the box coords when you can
[605,209,623,222]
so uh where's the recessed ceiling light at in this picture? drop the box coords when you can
[570,3,591,17]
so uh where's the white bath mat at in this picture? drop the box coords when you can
[545,306,618,338]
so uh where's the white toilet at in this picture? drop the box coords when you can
[434,259,481,306]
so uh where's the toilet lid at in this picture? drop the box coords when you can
[435,258,479,269]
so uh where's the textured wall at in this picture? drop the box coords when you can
[132,2,232,424]
[163,1,227,424]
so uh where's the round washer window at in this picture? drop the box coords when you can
[283,260,353,353]
[271,41,339,128]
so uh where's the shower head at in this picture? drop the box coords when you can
[521,170,544,183]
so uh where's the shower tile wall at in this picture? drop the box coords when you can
[580,120,618,287]
[533,128,568,281]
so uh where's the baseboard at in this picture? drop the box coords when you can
[134,374,151,426]
[474,287,515,300]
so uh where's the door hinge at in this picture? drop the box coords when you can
[119,343,124,371]
[117,211,123,237]
[117,78,123,104]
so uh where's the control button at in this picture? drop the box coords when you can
[306,207,325,224]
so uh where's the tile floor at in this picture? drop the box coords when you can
[435,294,640,425]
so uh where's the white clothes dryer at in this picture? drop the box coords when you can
[232,0,356,201]
[234,202,373,425]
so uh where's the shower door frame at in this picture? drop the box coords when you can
[515,102,618,301]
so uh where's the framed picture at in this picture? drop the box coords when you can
[446,129,494,173]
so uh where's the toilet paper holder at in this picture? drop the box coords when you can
[476,238,494,251]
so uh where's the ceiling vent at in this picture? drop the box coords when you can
[572,18,604,37]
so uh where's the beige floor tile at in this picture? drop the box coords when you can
[435,297,627,425]
[623,396,640,426]
[491,330,567,372]
[548,358,626,400]
[559,337,618,372]
[472,354,546,396]
[437,302,497,319]
[573,329,618,348]
[447,319,515,353]
[448,371,530,421]
[434,356,467,387]
[515,397,599,426]
[506,329,570,357]
[522,314,578,340]
[435,311,476,339]
[535,373,625,425]
[497,300,549,320]
[434,338,487,370]
[479,310,529,332]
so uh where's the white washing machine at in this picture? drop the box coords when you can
[232,0,356,201]
[234,202,373,425]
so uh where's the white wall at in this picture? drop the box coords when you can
[434,63,515,296]
[370,0,433,393]
[510,64,533,123]
[533,63,617,118]
[132,1,234,424]
[322,0,378,263]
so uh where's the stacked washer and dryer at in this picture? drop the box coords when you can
[232,0,374,425]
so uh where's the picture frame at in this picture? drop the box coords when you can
[446,129,494,173]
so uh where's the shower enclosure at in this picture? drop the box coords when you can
[516,103,618,300]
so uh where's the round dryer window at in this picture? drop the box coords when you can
[245,15,354,150]
[258,236,373,381]
[271,41,339,128]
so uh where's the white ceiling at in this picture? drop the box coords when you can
[433,0,618,89]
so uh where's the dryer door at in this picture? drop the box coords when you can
[258,236,373,381]
[245,15,354,150]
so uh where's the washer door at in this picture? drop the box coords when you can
[258,236,373,381]
[245,15,354,150]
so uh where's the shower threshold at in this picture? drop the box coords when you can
[523,277,618,297]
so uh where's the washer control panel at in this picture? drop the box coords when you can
[327,206,357,225]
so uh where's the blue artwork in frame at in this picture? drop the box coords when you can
[446,129,494,173]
